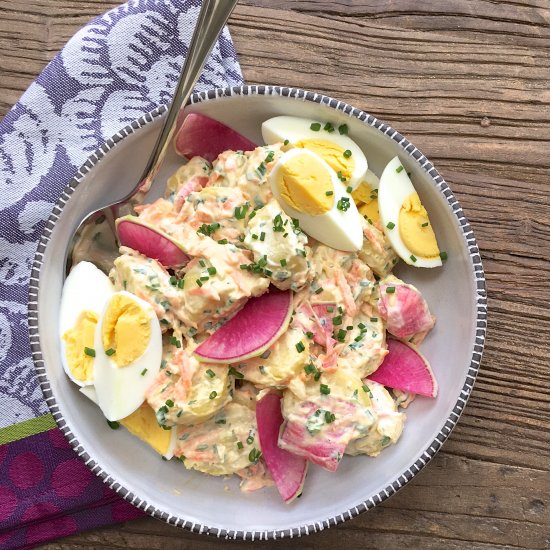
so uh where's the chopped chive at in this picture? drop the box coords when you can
[343,149,352,158]
[265,150,275,163]
[421,222,429,228]
[199,260,206,267]
[248,448,262,463]
[169,336,181,348]
[240,264,249,270]
[346,186,352,193]
[260,232,266,242]
[206,369,216,378]
[256,162,267,177]
[84,347,95,357]
[440,251,448,261]
[105,348,116,356]
[306,331,314,339]
[310,122,321,131]
[327,307,334,313]
[166,399,174,407]
[237,441,244,450]
[209,391,217,400]
[370,317,378,323]
[325,191,334,196]
[337,197,350,211]
[304,363,316,375]
[160,319,170,325]
[346,325,353,330]
[283,139,290,146]
[107,420,120,430]
[386,286,396,294]
[169,275,177,286]
[207,266,217,276]
[396,165,404,174]
[320,384,331,395]
[280,258,287,267]
[338,124,348,135]
[314,286,323,295]
[323,122,335,133]
[248,211,257,220]
[325,411,336,423]
[246,434,254,445]
[141,368,148,376]
[228,367,244,379]
[386,221,395,230]
[296,341,306,353]
[336,329,347,341]
[410,255,417,262]
[200,276,209,281]
[196,279,203,287]
[264,269,273,276]
[358,322,366,329]
[177,278,185,289]
[332,315,342,326]
[218,238,228,244]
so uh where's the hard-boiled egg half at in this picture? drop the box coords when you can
[262,116,368,190]
[59,261,114,386]
[269,147,363,251]
[378,156,442,268]
[93,291,162,421]
[79,386,176,459]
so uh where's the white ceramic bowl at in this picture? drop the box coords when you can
[28,86,487,540]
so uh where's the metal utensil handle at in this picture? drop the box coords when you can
[136,0,239,194]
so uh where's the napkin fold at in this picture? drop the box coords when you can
[0,0,243,547]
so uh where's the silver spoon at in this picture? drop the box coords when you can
[67,0,239,275]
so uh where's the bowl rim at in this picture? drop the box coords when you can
[27,84,487,541]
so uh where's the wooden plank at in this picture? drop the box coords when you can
[0,1,548,548]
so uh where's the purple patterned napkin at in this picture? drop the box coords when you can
[0,0,243,547]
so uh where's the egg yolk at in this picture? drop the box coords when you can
[399,192,440,258]
[121,403,171,456]
[294,139,355,182]
[359,200,380,224]
[102,294,151,367]
[278,153,334,215]
[63,311,98,382]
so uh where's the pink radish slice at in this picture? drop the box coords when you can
[279,415,346,473]
[311,303,336,347]
[378,282,435,339]
[116,216,190,268]
[175,113,257,162]
[256,393,308,503]
[194,289,293,364]
[367,339,438,397]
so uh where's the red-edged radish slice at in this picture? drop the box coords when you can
[256,392,308,503]
[194,289,293,364]
[279,416,347,472]
[175,113,257,162]
[378,281,435,339]
[367,338,438,397]
[116,216,190,268]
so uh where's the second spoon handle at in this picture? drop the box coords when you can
[137,0,239,194]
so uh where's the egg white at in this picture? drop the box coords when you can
[59,261,114,386]
[269,148,363,252]
[93,291,163,422]
[262,115,368,190]
[378,156,442,268]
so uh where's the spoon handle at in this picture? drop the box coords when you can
[137,0,239,194]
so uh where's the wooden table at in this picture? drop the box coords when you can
[2,1,549,548]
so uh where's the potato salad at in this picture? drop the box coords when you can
[59,113,445,502]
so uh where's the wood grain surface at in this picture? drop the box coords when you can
[1,0,549,548]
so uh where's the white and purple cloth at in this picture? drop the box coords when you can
[0,1,242,546]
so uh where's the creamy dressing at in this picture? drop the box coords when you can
[77,144,437,491]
